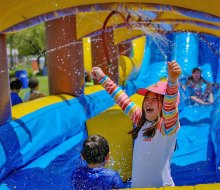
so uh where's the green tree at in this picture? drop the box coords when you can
[7,23,46,72]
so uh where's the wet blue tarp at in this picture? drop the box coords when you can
[171,105,216,185]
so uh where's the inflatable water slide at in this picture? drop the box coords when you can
[0,1,220,189]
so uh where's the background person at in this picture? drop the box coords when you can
[185,68,213,105]
[24,77,45,101]
[10,78,23,106]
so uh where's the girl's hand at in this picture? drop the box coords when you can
[168,60,182,82]
[92,67,105,81]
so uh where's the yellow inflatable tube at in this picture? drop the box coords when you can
[12,85,104,119]
[127,183,220,190]
[119,36,146,85]
[83,35,146,86]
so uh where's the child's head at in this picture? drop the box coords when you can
[137,81,166,121]
[28,78,39,90]
[10,78,22,91]
[81,135,109,165]
[129,81,166,139]
[192,68,202,81]
[142,92,163,121]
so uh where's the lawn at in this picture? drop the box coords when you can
[18,76,94,101]
[19,76,49,101]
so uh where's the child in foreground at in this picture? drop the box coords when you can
[71,135,125,190]
[92,60,181,188]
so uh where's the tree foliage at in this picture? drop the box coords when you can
[7,23,46,57]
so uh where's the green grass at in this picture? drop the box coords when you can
[18,76,94,101]
[19,76,49,101]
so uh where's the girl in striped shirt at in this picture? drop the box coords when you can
[92,60,181,188]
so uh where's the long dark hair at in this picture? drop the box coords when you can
[128,93,164,139]
[188,67,202,81]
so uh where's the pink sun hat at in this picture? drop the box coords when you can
[136,80,167,96]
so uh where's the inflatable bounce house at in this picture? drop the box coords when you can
[0,1,220,189]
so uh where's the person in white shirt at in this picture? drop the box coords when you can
[92,60,181,188]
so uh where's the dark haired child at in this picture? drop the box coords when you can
[10,78,23,106]
[71,135,125,190]
[92,61,181,188]
[185,67,213,105]
[24,77,45,101]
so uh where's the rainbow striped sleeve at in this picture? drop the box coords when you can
[98,75,142,126]
[160,80,180,136]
